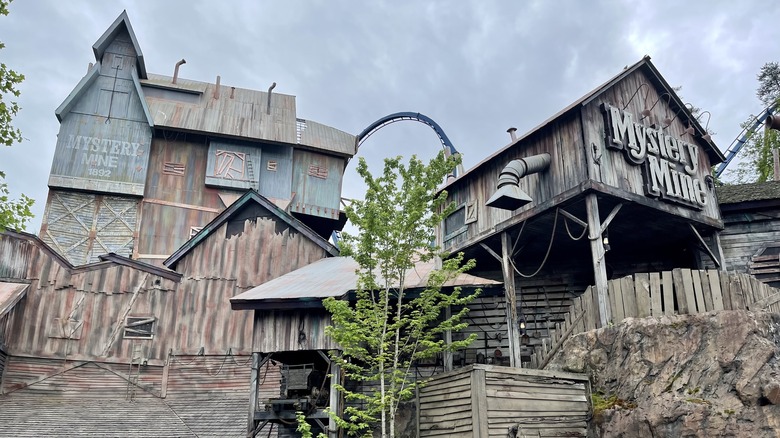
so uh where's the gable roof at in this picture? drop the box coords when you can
[164,190,339,269]
[444,56,726,189]
[230,256,501,310]
[92,10,147,79]
[1,230,181,282]
[0,282,29,318]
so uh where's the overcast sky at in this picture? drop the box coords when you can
[2,0,778,233]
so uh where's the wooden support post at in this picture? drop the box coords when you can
[688,224,721,268]
[501,232,523,368]
[586,194,611,328]
[329,355,341,438]
[714,231,726,271]
[444,306,453,372]
[248,352,260,436]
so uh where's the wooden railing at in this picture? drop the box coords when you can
[530,269,780,369]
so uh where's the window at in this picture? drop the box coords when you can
[444,206,467,241]
[124,316,155,340]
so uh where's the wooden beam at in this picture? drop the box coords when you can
[559,208,588,229]
[501,232,523,367]
[586,194,611,327]
[480,242,502,263]
[599,203,623,235]
[329,354,341,438]
[714,231,726,271]
[688,224,721,268]
[248,352,260,436]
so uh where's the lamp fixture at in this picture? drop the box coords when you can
[696,110,712,142]
[622,83,650,111]
[640,92,672,122]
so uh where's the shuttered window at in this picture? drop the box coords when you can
[124,316,155,339]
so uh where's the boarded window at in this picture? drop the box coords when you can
[124,316,155,340]
[444,206,467,241]
[162,162,185,176]
[308,164,329,179]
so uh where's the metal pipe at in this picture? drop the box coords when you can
[214,75,221,99]
[496,153,551,189]
[266,82,276,115]
[230,86,235,99]
[507,127,518,142]
[172,59,186,84]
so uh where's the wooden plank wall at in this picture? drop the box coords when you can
[716,207,780,284]
[418,366,473,437]
[442,114,587,252]
[579,68,721,224]
[531,269,780,369]
[1,355,164,397]
[252,310,338,352]
[165,354,252,397]
[419,365,589,437]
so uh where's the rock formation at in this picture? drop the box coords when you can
[547,310,780,437]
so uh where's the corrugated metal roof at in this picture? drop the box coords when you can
[230,256,501,308]
[0,282,29,318]
[141,75,356,157]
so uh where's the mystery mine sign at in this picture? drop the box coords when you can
[602,104,707,210]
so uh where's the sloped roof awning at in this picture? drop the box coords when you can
[0,282,29,318]
[230,256,501,310]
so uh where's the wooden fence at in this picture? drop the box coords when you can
[418,364,589,437]
[530,269,780,369]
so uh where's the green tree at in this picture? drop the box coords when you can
[726,62,780,183]
[323,152,479,437]
[0,0,33,231]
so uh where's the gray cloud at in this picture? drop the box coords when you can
[2,0,777,232]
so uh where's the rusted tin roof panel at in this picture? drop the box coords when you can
[231,256,501,307]
[0,282,28,318]
[297,118,357,156]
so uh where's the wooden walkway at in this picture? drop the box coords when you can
[529,269,780,369]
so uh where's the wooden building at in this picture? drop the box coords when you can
[716,180,780,287]
[40,11,355,267]
[436,56,727,367]
[0,10,348,437]
[230,256,500,437]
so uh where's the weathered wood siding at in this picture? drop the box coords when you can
[172,213,330,353]
[252,310,337,352]
[419,366,473,437]
[580,68,721,225]
[717,207,780,284]
[419,364,589,437]
[442,114,587,251]
[532,269,780,369]
[1,355,164,397]
[165,354,251,397]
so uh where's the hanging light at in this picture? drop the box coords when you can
[640,92,672,122]
[696,110,712,142]
[622,83,650,111]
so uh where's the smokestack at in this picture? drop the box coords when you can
[214,75,221,99]
[172,59,186,84]
[267,82,276,115]
[507,127,518,142]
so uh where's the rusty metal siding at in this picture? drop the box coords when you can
[40,190,139,265]
[137,135,223,260]
[258,143,294,202]
[205,140,262,190]
[142,74,298,145]
[0,234,34,279]
[252,309,337,352]
[1,355,163,397]
[298,119,357,156]
[290,149,345,220]
[176,216,330,291]
[165,354,251,397]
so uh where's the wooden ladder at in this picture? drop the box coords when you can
[126,341,142,401]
